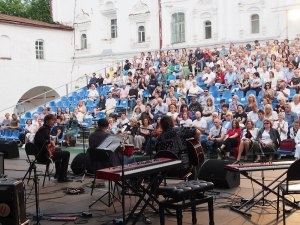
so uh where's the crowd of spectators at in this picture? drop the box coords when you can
[2,36,300,160]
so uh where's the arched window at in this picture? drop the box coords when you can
[0,35,11,59]
[138,26,145,43]
[171,12,185,44]
[205,20,212,39]
[35,39,44,59]
[81,34,87,49]
[251,14,260,34]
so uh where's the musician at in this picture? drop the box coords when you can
[155,115,200,178]
[89,118,134,165]
[34,114,71,182]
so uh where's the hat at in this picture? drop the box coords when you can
[97,118,109,128]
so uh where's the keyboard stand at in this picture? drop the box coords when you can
[230,170,298,217]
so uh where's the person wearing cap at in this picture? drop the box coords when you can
[89,72,98,87]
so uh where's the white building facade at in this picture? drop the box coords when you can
[0,14,74,114]
[1,0,300,115]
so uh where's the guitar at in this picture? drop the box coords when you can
[186,138,204,166]
[48,129,62,157]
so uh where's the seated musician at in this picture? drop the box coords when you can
[89,118,134,166]
[155,115,200,179]
[255,119,281,162]
[34,114,71,182]
[235,120,259,163]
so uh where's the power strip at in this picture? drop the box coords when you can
[50,216,78,221]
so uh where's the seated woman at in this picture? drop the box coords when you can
[273,112,288,141]
[235,120,259,163]
[255,119,281,162]
[262,82,274,102]
[264,104,278,122]
[218,119,241,160]
[134,118,153,152]
[177,104,193,123]
[238,72,251,96]
[222,112,233,130]
[274,97,286,113]
[131,107,142,121]
[179,112,193,127]
[93,94,106,116]
[166,104,179,121]
[64,115,79,146]
[250,72,262,96]
[202,97,216,119]
[244,94,257,114]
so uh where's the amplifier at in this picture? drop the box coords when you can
[0,179,26,225]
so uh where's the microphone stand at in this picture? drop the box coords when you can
[23,141,48,225]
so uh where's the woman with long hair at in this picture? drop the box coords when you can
[262,82,274,101]
[218,119,241,160]
[244,94,257,113]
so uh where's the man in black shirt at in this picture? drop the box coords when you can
[188,97,202,119]
[140,104,154,123]
[34,114,70,182]
[128,83,138,111]
[89,73,98,87]
[233,105,247,126]
[96,73,104,87]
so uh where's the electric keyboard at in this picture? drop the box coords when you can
[226,161,294,172]
[96,158,182,181]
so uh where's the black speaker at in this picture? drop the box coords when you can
[0,153,4,175]
[0,141,19,159]
[0,179,26,225]
[198,159,240,189]
[71,153,87,175]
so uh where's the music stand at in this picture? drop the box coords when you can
[78,123,89,182]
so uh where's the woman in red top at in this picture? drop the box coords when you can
[218,119,241,160]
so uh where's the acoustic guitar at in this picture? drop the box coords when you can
[48,129,62,157]
[186,138,204,166]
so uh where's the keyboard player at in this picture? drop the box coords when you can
[88,118,135,166]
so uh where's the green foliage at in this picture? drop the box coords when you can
[0,0,52,23]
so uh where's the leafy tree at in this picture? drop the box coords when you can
[0,0,52,23]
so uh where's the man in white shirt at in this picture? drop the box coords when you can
[87,84,99,101]
[247,104,259,123]
[188,80,204,97]
[105,92,117,116]
[259,65,270,83]
[276,81,290,101]
[202,67,216,86]
[274,64,285,81]
[119,84,129,100]
[191,111,207,134]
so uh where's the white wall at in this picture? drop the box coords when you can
[0,23,74,115]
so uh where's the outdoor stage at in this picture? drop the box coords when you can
[3,148,300,225]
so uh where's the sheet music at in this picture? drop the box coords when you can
[97,135,122,152]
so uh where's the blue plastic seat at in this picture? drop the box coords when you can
[24,112,32,120]
[221,91,232,100]
[245,90,257,98]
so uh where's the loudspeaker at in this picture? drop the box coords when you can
[71,153,86,175]
[198,159,240,189]
[0,153,4,176]
[0,179,26,225]
[0,141,19,159]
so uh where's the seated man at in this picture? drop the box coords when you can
[201,118,226,159]
[34,114,70,182]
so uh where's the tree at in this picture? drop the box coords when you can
[0,0,52,23]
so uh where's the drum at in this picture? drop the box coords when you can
[123,144,134,156]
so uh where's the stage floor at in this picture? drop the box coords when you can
[3,149,300,225]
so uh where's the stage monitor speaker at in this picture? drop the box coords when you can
[0,179,26,225]
[71,153,86,175]
[0,141,19,159]
[0,153,4,176]
[198,159,240,189]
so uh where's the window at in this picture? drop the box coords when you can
[251,14,259,34]
[81,34,87,49]
[205,21,212,39]
[171,12,185,44]
[111,19,118,38]
[138,26,145,43]
[35,40,44,59]
[0,35,11,59]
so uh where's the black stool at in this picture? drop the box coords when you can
[158,180,214,225]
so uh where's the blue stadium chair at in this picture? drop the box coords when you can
[196,77,204,86]
[56,101,63,107]
[20,118,26,125]
[24,112,32,120]
[0,129,12,141]
[86,100,94,108]
[51,106,57,112]
[83,118,93,128]
[61,96,68,102]
[7,130,20,141]
[221,91,232,100]
[258,90,263,98]
[93,112,106,122]
[235,90,244,99]
[289,89,296,101]
[116,99,128,113]
[209,85,218,93]
[37,106,44,113]
[49,101,56,107]
[69,106,75,113]
[245,90,257,98]
[142,90,150,101]
[167,74,176,85]
[211,90,220,98]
